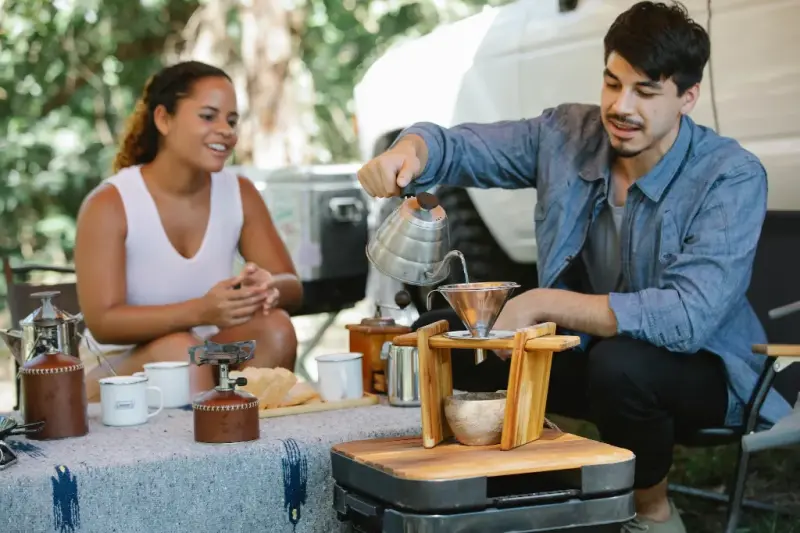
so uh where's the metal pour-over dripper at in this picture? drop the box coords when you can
[427,282,520,338]
[427,282,520,364]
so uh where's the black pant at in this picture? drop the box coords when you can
[412,309,729,489]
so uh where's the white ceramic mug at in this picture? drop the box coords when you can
[133,361,191,409]
[99,376,163,427]
[316,352,363,402]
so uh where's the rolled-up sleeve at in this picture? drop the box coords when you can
[394,109,559,194]
[609,162,767,353]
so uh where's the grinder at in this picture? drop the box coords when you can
[189,340,260,444]
[345,290,413,394]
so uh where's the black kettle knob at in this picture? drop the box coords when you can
[394,290,411,309]
[234,377,248,387]
[415,192,439,211]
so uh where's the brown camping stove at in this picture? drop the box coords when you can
[0,290,87,438]
[189,340,260,444]
[19,339,89,440]
[345,290,412,394]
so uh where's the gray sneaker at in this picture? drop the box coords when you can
[621,500,687,533]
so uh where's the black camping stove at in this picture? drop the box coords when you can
[330,437,637,533]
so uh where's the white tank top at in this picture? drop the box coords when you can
[83,165,244,352]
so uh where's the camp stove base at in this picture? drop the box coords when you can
[334,483,633,533]
[331,433,637,533]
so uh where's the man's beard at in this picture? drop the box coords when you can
[609,142,644,158]
[604,113,646,158]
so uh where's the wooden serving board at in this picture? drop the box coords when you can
[258,392,379,418]
[332,431,634,481]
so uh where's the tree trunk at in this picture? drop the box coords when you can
[167,0,314,167]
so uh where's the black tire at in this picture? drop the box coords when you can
[373,187,539,313]
[431,186,539,298]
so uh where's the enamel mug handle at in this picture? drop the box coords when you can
[146,386,163,418]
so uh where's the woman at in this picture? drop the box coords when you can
[74,60,303,402]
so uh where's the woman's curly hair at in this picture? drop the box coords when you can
[112,61,232,174]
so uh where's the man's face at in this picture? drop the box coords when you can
[600,52,698,158]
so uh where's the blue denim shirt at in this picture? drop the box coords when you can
[400,103,791,428]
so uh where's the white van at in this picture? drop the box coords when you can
[355,0,800,307]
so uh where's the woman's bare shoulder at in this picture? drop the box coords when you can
[236,175,268,212]
[236,174,258,195]
[77,182,126,235]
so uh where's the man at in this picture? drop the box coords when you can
[357,2,792,532]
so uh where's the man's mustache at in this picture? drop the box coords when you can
[606,114,644,128]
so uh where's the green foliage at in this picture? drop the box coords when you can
[299,0,513,162]
[0,0,197,261]
[0,0,512,316]
[0,0,198,316]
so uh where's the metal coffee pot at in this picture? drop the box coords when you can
[0,291,84,367]
[380,342,421,407]
[367,192,466,286]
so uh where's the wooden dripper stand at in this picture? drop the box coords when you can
[392,319,581,450]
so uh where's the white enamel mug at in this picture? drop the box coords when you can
[316,352,363,402]
[99,375,163,427]
[133,361,191,409]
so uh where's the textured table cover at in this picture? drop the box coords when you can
[0,401,421,533]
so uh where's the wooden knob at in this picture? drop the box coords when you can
[394,290,411,309]
[416,192,439,211]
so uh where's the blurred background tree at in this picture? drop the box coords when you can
[0,0,511,319]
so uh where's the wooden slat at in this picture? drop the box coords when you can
[525,336,581,351]
[392,328,580,353]
[417,320,452,448]
[501,323,555,450]
[753,344,800,357]
[332,431,634,481]
[390,330,420,347]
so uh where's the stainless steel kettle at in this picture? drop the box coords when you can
[367,192,466,286]
[0,291,83,366]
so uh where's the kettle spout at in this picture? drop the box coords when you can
[0,329,24,365]
[425,250,467,284]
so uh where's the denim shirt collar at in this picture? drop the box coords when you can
[578,115,694,203]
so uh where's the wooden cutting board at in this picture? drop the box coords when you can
[259,393,378,418]
[332,431,634,481]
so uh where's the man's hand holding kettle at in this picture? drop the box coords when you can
[357,134,428,198]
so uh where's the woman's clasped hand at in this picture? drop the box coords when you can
[199,263,281,328]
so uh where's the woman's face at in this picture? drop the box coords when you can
[158,76,240,173]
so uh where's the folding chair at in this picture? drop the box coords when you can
[669,211,800,532]
[2,258,80,411]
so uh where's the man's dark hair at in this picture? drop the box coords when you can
[604,1,710,95]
